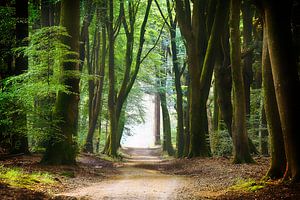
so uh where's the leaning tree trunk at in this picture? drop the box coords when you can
[263,1,300,182]
[229,0,254,164]
[42,0,80,164]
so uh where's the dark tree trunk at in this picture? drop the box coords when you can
[263,0,300,181]
[160,86,174,156]
[41,0,54,27]
[42,0,80,164]
[175,0,229,157]
[262,20,286,179]
[241,0,254,117]
[229,0,254,164]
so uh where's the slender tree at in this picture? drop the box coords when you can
[229,0,254,164]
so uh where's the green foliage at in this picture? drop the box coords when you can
[230,178,266,192]
[210,126,233,156]
[0,26,76,151]
[0,165,55,189]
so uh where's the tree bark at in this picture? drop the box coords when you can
[42,0,80,164]
[154,93,161,145]
[229,0,254,164]
[241,0,254,117]
[262,22,286,179]
[263,1,300,181]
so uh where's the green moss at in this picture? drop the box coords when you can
[230,178,266,192]
[0,165,55,189]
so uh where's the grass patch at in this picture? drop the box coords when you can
[0,165,55,189]
[230,178,266,192]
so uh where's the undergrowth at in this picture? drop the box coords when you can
[0,165,55,189]
[230,178,266,192]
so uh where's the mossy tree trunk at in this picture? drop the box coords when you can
[175,0,229,158]
[229,0,254,164]
[262,19,286,179]
[42,0,80,164]
[263,0,300,182]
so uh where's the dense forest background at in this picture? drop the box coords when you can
[0,0,300,184]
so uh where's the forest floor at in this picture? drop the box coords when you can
[1,148,300,199]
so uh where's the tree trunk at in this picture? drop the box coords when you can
[262,21,286,179]
[183,72,190,157]
[241,0,254,117]
[159,59,174,156]
[106,0,117,157]
[263,1,300,181]
[42,0,80,164]
[166,0,184,157]
[154,93,161,145]
[229,0,254,164]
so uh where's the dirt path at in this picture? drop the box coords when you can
[60,147,192,200]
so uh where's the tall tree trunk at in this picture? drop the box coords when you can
[241,0,254,117]
[263,1,300,181]
[262,22,286,179]
[106,0,117,157]
[166,0,184,157]
[176,0,229,157]
[84,15,106,153]
[154,93,161,145]
[229,0,254,164]
[159,54,174,155]
[41,0,54,27]
[42,0,80,164]
[183,72,190,157]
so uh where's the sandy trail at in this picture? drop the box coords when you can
[60,147,192,200]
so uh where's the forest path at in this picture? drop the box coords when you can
[60,147,193,200]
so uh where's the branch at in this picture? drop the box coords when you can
[154,0,171,28]
[140,22,166,64]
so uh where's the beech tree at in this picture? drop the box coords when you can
[42,0,80,164]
